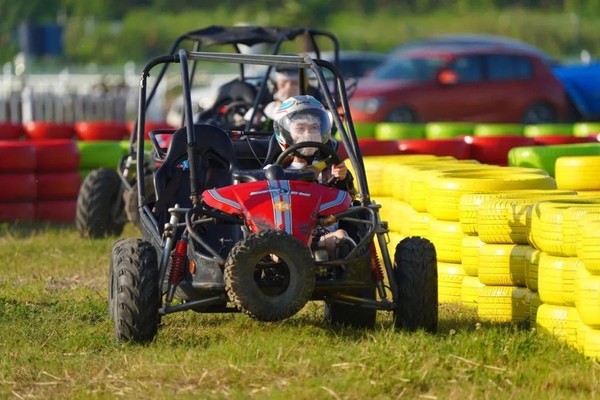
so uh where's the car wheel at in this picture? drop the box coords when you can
[224,230,316,322]
[386,107,418,123]
[110,238,160,343]
[522,103,556,124]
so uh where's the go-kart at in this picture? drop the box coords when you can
[108,50,438,343]
[76,25,343,238]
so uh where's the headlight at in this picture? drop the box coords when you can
[350,97,386,114]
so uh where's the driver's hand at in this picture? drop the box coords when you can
[331,162,348,180]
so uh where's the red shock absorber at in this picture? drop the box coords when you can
[369,241,384,283]
[169,240,188,285]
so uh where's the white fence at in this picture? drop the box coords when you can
[0,62,167,123]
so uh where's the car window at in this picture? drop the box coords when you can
[487,55,533,80]
[448,55,483,82]
[371,56,446,81]
[338,59,382,78]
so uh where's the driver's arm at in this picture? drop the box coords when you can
[324,161,355,192]
[331,162,348,180]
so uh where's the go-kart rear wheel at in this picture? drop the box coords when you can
[224,230,315,321]
[109,238,160,343]
[393,236,438,333]
[324,286,377,329]
[76,168,126,238]
[123,174,156,230]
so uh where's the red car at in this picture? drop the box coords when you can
[349,45,569,124]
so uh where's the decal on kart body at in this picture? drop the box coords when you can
[205,188,242,212]
[268,180,292,234]
[319,190,350,213]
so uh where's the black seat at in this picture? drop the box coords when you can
[153,124,241,251]
[153,124,238,215]
[215,79,258,106]
[197,79,260,126]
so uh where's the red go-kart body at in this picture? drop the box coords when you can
[203,180,352,244]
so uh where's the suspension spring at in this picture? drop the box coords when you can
[169,240,188,285]
[369,241,384,283]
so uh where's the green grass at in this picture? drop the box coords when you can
[1,223,598,399]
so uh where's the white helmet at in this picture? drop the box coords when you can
[273,95,332,156]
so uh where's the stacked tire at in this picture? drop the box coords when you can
[33,140,81,223]
[0,141,37,222]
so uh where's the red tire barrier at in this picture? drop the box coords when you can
[533,135,597,146]
[75,120,130,141]
[0,202,36,222]
[35,199,76,223]
[0,173,36,201]
[467,135,536,166]
[0,123,25,140]
[31,139,80,172]
[35,172,81,200]
[23,121,76,140]
[0,141,36,172]
[357,139,401,156]
[397,137,472,159]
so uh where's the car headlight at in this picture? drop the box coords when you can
[350,97,386,114]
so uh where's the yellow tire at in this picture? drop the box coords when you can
[426,171,557,222]
[461,275,485,309]
[555,155,600,190]
[538,252,580,306]
[437,262,465,304]
[404,161,486,212]
[528,290,542,322]
[477,193,579,245]
[535,303,578,346]
[525,247,541,292]
[577,316,592,353]
[575,265,600,328]
[577,216,600,274]
[583,328,600,360]
[461,235,484,276]
[561,206,600,257]
[376,196,413,234]
[478,243,529,286]
[428,218,462,263]
[407,211,432,237]
[528,198,600,255]
[459,189,576,236]
[477,286,529,324]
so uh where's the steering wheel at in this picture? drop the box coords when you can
[274,141,342,184]
[215,99,253,129]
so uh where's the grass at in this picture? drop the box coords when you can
[1,222,599,399]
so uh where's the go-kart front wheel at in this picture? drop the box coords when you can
[109,238,160,343]
[393,236,438,333]
[76,168,126,238]
[224,230,316,321]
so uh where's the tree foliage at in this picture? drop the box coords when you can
[1,0,599,65]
